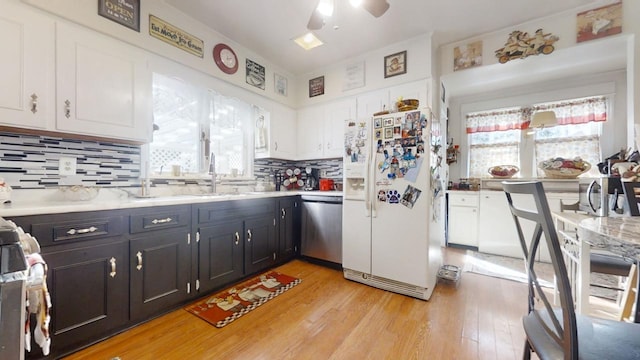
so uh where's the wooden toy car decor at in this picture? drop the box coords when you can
[494,29,559,64]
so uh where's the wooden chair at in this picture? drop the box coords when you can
[502,181,640,360]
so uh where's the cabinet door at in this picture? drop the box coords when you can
[56,22,151,142]
[197,221,244,294]
[478,191,536,259]
[259,103,296,160]
[0,3,54,129]
[278,198,299,261]
[42,240,128,353]
[296,106,325,160]
[244,215,277,274]
[130,228,191,320]
[448,206,478,247]
[356,89,388,121]
[324,99,355,158]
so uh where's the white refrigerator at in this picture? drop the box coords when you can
[342,109,441,300]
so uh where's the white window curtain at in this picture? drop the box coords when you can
[533,96,605,177]
[466,108,528,178]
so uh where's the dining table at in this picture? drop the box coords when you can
[577,215,640,322]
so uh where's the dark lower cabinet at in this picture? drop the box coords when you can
[129,206,191,321]
[40,239,129,356]
[277,197,299,262]
[244,215,277,274]
[197,221,244,294]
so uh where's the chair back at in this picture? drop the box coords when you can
[622,182,640,216]
[502,181,578,359]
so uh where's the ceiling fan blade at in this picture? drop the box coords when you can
[362,0,390,18]
[307,1,325,30]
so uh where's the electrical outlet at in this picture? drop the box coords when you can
[59,157,77,176]
[320,169,327,178]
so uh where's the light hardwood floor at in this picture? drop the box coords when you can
[64,248,531,360]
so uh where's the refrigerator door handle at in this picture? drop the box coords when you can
[364,156,371,217]
[370,148,377,218]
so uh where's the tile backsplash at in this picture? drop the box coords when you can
[0,132,141,189]
[0,132,343,189]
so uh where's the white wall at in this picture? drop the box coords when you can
[294,33,433,108]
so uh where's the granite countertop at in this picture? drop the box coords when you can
[0,189,343,217]
[578,216,640,261]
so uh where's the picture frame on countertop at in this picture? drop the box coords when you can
[384,51,406,78]
[98,0,140,32]
[309,76,325,97]
[274,73,287,96]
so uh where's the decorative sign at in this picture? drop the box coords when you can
[577,1,622,43]
[246,59,265,90]
[149,15,204,58]
[494,29,558,64]
[453,41,482,71]
[98,0,140,32]
[274,73,287,96]
[309,76,325,98]
[343,61,365,91]
[384,51,406,78]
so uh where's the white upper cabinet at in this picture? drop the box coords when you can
[297,98,356,160]
[255,103,296,160]
[0,3,54,129]
[296,105,325,160]
[356,89,389,121]
[56,22,152,143]
[323,98,355,159]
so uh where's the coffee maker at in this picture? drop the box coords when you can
[302,167,319,191]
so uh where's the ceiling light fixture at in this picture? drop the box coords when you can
[317,0,334,16]
[293,32,324,50]
[527,110,557,135]
[349,0,363,8]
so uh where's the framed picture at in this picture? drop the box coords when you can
[384,127,393,139]
[453,40,483,71]
[374,118,382,128]
[246,59,265,90]
[98,0,140,32]
[576,1,622,43]
[309,76,325,97]
[274,73,287,96]
[384,51,407,78]
[383,118,394,127]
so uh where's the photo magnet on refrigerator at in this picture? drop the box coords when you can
[400,185,422,209]
[386,190,400,203]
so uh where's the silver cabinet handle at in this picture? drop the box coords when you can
[67,226,97,235]
[30,93,38,114]
[281,208,286,219]
[136,251,143,270]
[234,231,239,245]
[275,142,278,151]
[109,257,116,278]
[247,229,252,242]
[64,99,71,118]
[151,217,172,224]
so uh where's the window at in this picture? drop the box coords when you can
[466,107,528,178]
[150,73,254,177]
[466,96,605,178]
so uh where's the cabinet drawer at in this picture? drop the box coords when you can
[196,199,275,225]
[448,193,479,207]
[130,206,190,233]
[25,213,126,247]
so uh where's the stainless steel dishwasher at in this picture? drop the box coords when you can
[300,195,343,265]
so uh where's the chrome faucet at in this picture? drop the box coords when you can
[209,153,216,193]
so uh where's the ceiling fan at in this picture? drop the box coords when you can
[307,0,390,31]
